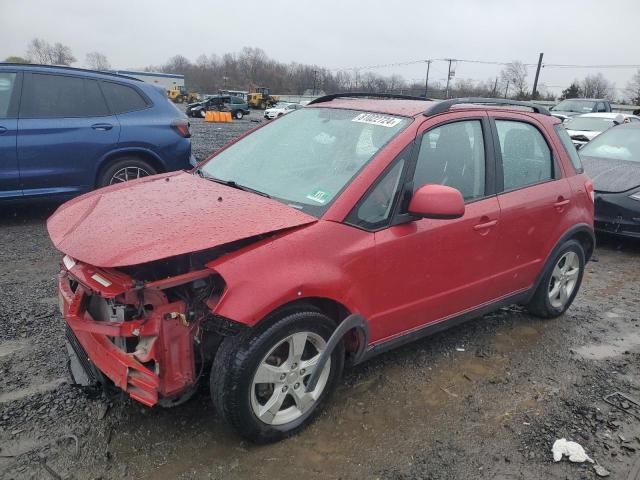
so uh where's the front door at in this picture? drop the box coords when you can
[369,113,502,344]
[0,71,21,198]
[17,72,120,198]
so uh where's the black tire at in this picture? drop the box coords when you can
[199,109,206,118]
[234,110,244,120]
[260,101,267,109]
[210,310,344,443]
[97,157,157,187]
[527,239,585,318]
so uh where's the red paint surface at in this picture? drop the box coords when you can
[47,171,316,267]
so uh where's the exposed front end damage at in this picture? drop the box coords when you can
[59,254,234,407]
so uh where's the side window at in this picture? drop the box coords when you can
[496,120,552,191]
[352,159,405,229]
[413,120,486,201]
[21,74,109,118]
[100,81,149,114]
[0,72,17,118]
[555,125,583,172]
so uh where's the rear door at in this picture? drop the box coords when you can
[0,71,22,198]
[17,72,120,197]
[489,112,572,296]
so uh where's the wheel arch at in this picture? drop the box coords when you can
[95,149,165,187]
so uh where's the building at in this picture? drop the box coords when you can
[111,70,184,91]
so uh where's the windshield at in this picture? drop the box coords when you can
[200,107,411,216]
[580,127,640,161]
[553,99,596,113]
[564,116,614,132]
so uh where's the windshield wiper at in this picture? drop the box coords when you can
[195,171,271,198]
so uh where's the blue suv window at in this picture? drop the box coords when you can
[0,72,17,118]
[21,73,109,118]
[100,81,149,114]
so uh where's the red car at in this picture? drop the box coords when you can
[49,95,595,442]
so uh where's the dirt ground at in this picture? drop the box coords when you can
[2,112,640,479]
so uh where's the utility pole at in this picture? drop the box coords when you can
[445,59,454,99]
[312,69,318,96]
[532,52,544,99]
[424,60,431,98]
[504,81,510,99]
[492,77,498,97]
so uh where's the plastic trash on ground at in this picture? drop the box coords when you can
[552,438,594,463]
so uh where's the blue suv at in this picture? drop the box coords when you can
[0,64,194,200]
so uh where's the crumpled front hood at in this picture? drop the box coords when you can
[47,171,317,267]
[581,156,640,193]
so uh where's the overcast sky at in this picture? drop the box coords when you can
[2,0,639,96]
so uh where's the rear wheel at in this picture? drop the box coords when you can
[199,109,206,118]
[210,311,344,443]
[235,110,244,120]
[527,240,585,318]
[97,157,156,187]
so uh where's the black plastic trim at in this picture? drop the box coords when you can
[305,314,368,392]
[308,92,430,105]
[360,289,531,363]
[424,97,551,116]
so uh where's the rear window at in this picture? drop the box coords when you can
[100,81,149,114]
[555,125,583,172]
[21,73,109,118]
[0,72,17,118]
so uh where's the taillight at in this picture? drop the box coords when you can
[171,119,191,138]
[585,180,594,202]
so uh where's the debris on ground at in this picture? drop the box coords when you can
[552,438,594,463]
[593,464,610,477]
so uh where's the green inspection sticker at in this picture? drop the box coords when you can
[306,189,331,204]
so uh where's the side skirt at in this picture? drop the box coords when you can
[357,289,531,364]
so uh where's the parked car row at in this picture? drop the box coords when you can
[0,64,194,201]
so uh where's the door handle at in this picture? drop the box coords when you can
[0,126,7,135]
[91,123,113,131]
[554,197,570,209]
[473,219,498,231]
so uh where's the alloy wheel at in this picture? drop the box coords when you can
[548,251,580,309]
[109,166,151,185]
[250,331,330,426]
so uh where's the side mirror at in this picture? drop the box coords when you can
[408,184,465,220]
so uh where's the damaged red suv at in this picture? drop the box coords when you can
[50,95,595,442]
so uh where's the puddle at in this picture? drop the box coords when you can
[575,331,640,360]
[0,378,66,403]
[0,339,30,358]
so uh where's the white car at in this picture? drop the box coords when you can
[264,102,303,120]
[563,112,640,148]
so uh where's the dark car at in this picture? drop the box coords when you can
[550,98,612,122]
[52,96,594,443]
[0,64,194,201]
[580,123,640,237]
[186,95,250,120]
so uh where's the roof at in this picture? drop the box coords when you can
[0,63,141,82]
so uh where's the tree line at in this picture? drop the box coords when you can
[4,38,640,104]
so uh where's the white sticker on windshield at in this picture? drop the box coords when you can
[352,113,401,128]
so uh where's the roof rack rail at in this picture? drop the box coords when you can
[0,63,143,82]
[308,92,430,105]
[423,97,550,116]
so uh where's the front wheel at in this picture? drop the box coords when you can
[527,239,585,318]
[235,110,244,120]
[199,109,206,118]
[210,311,344,443]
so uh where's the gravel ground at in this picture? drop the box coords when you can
[2,112,640,479]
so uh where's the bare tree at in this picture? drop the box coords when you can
[581,73,614,100]
[625,69,640,105]
[27,38,53,64]
[86,51,110,70]
[49,42,75,65]
[500,61,528,98]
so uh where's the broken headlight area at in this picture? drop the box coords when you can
[59,255,236,408]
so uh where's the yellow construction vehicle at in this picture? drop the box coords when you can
[167,86,199,104]
[247,87,280,109]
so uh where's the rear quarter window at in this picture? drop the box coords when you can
[100,81,149,114]
[555,125,583,173]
